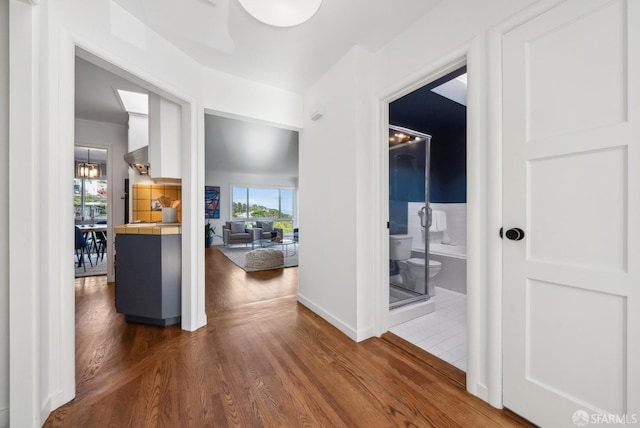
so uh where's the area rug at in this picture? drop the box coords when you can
[218,244,298,272]
[75,253,108,278]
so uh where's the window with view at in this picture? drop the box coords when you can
[232,186,295,233]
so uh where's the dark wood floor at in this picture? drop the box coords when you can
[44,246,532,427]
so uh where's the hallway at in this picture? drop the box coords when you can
[44,247,531,427]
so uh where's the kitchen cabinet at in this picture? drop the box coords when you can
[114,224,181,326]
[148,93,181,179]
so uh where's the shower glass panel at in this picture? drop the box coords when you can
[388,126,432,309]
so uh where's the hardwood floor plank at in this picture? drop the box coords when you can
[44,247,534,427]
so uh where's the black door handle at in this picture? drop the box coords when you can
[504,227,525,241]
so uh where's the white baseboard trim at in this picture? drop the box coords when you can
[297,294,359,341]
[472,383,491,405]
[0,407,8,428]
[41,395,53,426]
[388,299,435,327]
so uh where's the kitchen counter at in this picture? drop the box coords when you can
[114,223,181,235]
[114,224,181,326]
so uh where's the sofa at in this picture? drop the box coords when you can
[222,221,253,246]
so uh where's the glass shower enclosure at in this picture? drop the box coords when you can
[388,125,433,309]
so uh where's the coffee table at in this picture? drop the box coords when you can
[253,239,297,257]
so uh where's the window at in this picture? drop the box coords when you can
[74,178,108,223]
[74,147,107,224]
[232,186,295,233]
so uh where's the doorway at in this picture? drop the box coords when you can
[387,66,468,372]
[74,146,108,277]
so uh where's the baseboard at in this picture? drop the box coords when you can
[474,383,491,404]
[355,325,375,342]
[0,406,8,428]
[42,388,74,426]
[297,294,359,341]
[388,299,435,327]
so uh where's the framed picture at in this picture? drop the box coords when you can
[205,186,220,219]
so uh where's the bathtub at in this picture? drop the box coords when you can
[429,243,467,259]
[412,243,467,294]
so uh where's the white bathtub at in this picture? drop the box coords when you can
[412,243,467,294]
[428,243,466,259]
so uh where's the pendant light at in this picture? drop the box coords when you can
[76,149,101,179]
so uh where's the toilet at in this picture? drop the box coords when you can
[389,234,441,293]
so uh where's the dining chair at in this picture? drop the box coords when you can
[75,226,93,271]
[95,221,107,261]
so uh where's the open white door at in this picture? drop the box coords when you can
[502,0,639,426]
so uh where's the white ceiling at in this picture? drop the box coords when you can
[75,0,444,175]
[205,115,298,176]
[75,56,147,126]
[112,0,443,92]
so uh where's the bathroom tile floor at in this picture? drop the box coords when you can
[390,286,467,371]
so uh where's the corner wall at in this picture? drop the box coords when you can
[299,46,375,340]
[0,1,9,425]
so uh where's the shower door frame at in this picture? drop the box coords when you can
[388,125,433,309]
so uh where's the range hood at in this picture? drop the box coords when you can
[124,146,149,175]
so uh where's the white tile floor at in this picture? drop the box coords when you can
[389,286,467,371]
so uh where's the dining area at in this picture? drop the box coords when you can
[75,223,108,277]
[74,146,110,278]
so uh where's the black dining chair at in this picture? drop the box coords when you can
[95,221,107,261]
[75,226,93,271]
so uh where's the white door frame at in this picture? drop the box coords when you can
[371,0,569,409]
[9,14,207,425]
[371,36,502,404]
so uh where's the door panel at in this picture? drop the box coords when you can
[502,0,639,425]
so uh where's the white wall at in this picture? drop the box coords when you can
[299,46,374,340]
[75,119,128,282]
[8,1,303,426]
[205,170,297,240]
[300,0,538,406]
[0,0,9,425]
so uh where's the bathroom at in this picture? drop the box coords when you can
[388,67,468,371]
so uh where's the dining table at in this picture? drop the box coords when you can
[78,224,107,256]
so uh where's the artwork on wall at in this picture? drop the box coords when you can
[205,186,220,219]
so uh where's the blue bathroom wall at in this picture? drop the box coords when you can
[389,67,466,234]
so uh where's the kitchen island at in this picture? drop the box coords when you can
[114,223,181,326]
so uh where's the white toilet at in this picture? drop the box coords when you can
[389,234,441,294]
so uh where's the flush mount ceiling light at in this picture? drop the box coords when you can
[238,0,322,27]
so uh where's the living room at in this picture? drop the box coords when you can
[204,114,299,270]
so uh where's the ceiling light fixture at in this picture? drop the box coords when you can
[238,0,322,27]
[77,149,101,179]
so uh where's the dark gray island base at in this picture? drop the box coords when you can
[114,225,182,326]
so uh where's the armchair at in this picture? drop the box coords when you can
[253,220,282,242]
[222,221,252,246]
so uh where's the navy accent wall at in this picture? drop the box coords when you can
[388,67,466,234]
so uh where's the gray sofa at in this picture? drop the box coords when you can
[222,221,252,246]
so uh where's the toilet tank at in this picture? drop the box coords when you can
[389,234,413,260]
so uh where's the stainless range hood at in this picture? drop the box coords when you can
[124,146,149,175]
